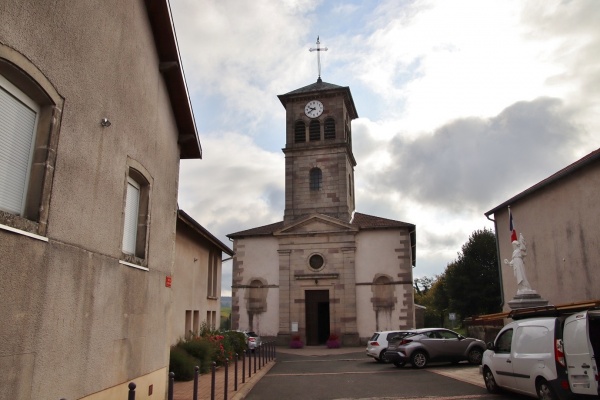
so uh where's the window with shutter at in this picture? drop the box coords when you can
[0,76,39,215]
[0,49,63,238]
[121,164,151,265]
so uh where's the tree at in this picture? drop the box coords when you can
[413,276,435,296]
[414,274,449,327]
[444,228,501,319]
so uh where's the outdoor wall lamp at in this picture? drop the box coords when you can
[100,118,111,127]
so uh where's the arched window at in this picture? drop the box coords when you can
[372,275,395,309]
[324,117,335,140]
[122,162,151,262]
[309,120,320,141]
[310,168,322,191]
[0,47,63,237]
[248,279,267,313]
[294,121,305,143]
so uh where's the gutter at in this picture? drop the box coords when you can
[486,213,504,308]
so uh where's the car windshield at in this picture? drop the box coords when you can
[247,332,259,337]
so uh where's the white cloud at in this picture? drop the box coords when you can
[171,0,600,293]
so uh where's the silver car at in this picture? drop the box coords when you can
[385,328,485,368]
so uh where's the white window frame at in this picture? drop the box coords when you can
[0,74,40,216]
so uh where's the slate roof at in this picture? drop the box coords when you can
[277,78,359,119]
[227,212,414,238]
[485,147,600,216]
[178,210,233,255]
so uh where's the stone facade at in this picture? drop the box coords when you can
[229,80,416,346]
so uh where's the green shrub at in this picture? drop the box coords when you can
[169,345,198,381]
[223,331,247,356]
[179,337,214,373]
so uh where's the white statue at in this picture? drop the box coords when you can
[504,233,535,295]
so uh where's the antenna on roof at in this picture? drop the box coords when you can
[309,36,328,83]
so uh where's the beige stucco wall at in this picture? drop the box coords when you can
[0,1,183,399]
[494,160,600,311]
[171,224,222,344]
[232,236,280,336]
[355,229,415,339]
[231,222,415,344]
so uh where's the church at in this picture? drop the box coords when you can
[228,75,416,346]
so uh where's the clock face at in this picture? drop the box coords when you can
[305,100,324,118]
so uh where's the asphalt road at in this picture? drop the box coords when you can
[245,350,532,400]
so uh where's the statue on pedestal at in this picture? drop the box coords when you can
[504,233,535,295]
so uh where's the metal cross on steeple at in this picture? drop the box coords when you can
[309,36,328,82]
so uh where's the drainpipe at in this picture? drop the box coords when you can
[486,213,504,308]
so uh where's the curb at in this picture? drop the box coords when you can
[231,360,276,400]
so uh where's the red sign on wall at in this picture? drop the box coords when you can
[165,276,172,288]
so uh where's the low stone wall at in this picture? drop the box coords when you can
[464,316,506,344]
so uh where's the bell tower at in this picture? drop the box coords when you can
[277,79,358,224]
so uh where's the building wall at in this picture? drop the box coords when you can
[494,161,600,311]
[171,224,222,344]
[232,236,280,336]
[355,229,415,339]
[0,1,182,399]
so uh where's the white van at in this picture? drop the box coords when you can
[482,308,599,400]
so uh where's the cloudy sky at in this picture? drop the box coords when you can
[170,0,600,296]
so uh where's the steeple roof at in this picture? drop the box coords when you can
[277,79,359,119]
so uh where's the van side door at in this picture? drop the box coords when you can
[564,310,599,396]
[490,328,517,389]
[511,325,553,396]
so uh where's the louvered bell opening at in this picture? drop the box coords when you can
[324,117,335,140]
[309,120,320,141]
[294,121,305,143]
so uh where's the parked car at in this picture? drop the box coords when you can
[237,331,262,352]
[482,308,600,400]
[384,328,485,368]
[366,330,414,363]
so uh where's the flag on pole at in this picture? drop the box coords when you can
[509,207,517,242]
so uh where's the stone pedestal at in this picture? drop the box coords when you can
[507,292,550,310]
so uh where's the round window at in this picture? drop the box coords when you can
[309,254,324,270]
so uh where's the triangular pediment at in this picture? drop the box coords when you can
[275,214,357,236]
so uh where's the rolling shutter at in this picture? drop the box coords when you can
[0,80,38,215]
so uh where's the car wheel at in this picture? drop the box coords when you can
[536,379,557,400]
[483,367,499,394]
[467,348,483,365]
[411,351,428,369]
[378,349,388,363]
[393,361,406,368]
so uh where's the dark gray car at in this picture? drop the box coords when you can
[384,328,485,368]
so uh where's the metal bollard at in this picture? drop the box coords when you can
[253,346,257,373]
[168,372,174,400]
[128,382,136,400]
[224,358,229,400]
[234,353,238,391]
[193,366,199,400]
[242,350,246,383]
[210,362,216,400]
[248,349,252,378]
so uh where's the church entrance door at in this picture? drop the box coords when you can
[305,290,330,345]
